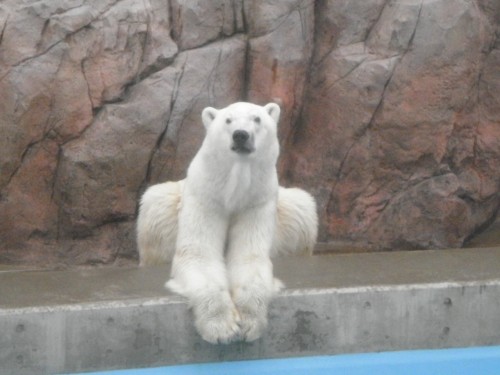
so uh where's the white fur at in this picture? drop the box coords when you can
[271,187,318,257]
[136,102,318,344]
[138,184,317,264]
[137,181,183,266]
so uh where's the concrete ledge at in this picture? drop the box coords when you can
[1,248,500,374]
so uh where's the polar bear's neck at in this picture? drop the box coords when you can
[223,162,252,212]
[187,153,277,213]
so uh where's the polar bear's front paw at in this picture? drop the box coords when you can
[237,310,268,342]
[195,312,241,344]
[193,298,241,344]
[232,288,269,342]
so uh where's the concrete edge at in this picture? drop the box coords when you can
[1,248,499,374]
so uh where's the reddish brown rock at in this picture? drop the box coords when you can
[0,0,498,267]
[245,0,315,167]
[170,0,243,50]
[0,139,59,248]
[284,0,499,249]
[54,68,179,237]
[148,35,247,182]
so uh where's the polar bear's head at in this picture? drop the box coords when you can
[201,102,280,158]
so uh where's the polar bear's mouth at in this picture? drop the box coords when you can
[231,143,255,154]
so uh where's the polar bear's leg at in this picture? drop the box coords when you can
[271,187,318,257]
[137,181,182,266]
[226,201,281,342]
[167,197,240,344]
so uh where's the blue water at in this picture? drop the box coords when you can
[78,346,500,375]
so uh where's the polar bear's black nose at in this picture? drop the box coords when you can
[232,130,249,144]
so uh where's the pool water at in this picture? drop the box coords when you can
[76,345,500,375]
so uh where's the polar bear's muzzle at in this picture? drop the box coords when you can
[231,129,255,154]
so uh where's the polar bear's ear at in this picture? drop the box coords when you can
[264,103,280,124]
[202,107,218,129]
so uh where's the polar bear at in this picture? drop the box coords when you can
[137,102,317,344]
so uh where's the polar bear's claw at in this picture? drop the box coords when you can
[239,315,266,342]
[196,314,241,344]
[193,299,242,344]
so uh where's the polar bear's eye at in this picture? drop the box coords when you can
[225,118,232,125]
[254,116,261,124]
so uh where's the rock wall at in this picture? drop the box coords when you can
[0,0,498,267]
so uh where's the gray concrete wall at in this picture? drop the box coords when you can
[1,248,500,374]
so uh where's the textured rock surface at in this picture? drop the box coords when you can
[283,0,500,249]
[0,0,498,267]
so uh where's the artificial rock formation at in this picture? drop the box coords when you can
[0,0,498,267]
